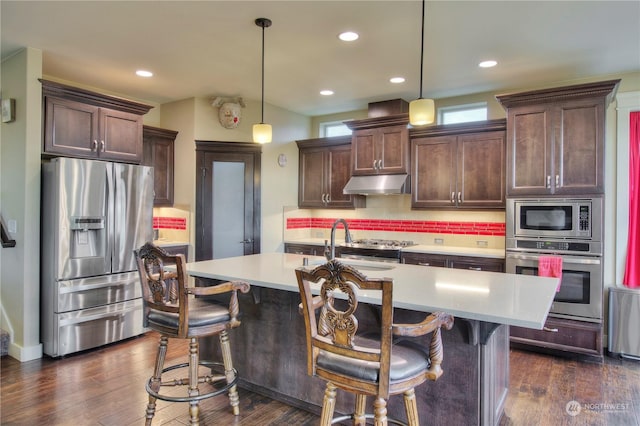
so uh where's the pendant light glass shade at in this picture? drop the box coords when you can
[409,98,435,126]
[410,0,435,126]
[253,17,272,144]
[252,123,272,144]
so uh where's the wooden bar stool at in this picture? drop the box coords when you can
[134,242,250,425]
[296,259,454,425]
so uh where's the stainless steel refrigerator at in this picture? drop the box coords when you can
[41,157,153,357]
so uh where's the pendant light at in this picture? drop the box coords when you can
[253,17,272,144]
[409,0,435,126]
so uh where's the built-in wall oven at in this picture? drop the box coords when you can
[506,198,603,323]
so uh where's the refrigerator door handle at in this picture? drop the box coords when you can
[106,162,116,272]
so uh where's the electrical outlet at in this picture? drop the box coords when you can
[477,240,488,248]
[434,238,444,245]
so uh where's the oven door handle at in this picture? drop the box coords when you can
[506,252,601,265]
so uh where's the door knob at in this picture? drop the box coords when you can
[240,239,254,244]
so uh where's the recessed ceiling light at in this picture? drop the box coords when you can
[320,90,334,96]
[390,77,405,84]
[136,70,153,77]
[478,60,497,68]
[338,31,359,42]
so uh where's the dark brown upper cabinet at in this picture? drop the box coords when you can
[142,126,178,207]
[296,136,365,209]
[410,120,506,209]
[42,79,152,164]
[496,80,620,196]
[345,114,410,176]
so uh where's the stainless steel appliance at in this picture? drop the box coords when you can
[339,239,416,263]
[41,157,153,357]
[506,252,602,321]
[608,287,640,360]
[506,197,603,322]
[508,198,602,242]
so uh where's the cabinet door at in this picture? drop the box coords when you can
[299,148,328,208]
[326,144,356,208]
[100,109,143,163]
[506,105,553,196]
[554,98,605,195]
[44,97,99,158]
[411,136,457,208]
[457,131,505,208]
[143,130,175,207]
[378,124,409,174]
[351,129,377,175]
[351,125,409,175]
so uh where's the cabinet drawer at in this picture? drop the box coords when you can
[401,252,448,268]
[448,257,505,272]
[284,243,321,256]
[402,252,504,272]
[510,316,602,357]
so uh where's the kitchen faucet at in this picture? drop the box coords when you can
[325,218,353,261]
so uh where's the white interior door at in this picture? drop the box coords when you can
[212,161,245,259]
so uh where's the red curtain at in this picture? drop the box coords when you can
[623,111,640,288]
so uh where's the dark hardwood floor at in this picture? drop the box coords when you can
[1,331,639,425]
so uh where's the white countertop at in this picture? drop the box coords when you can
[284,239,505,259]
[185,252,557,329]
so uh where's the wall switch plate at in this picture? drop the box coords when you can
[8,220,17,233]
[434,238,444,245]
[477,240,488,248]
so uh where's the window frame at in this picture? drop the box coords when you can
[437,102,488,125]
[319,120,353,138]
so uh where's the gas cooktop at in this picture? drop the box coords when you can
[341,239,416,250]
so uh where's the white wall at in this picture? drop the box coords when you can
[0,48,43,361]
[159,96,310,256]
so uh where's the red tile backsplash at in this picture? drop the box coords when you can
[286,217,505,236]
[153,216,187,230]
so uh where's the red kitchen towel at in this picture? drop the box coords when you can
[538,256,563,292]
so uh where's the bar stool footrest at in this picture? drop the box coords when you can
[146,360,238,403]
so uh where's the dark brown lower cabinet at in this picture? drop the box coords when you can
[202,286,509,425]
[284,243,322,256]
[402,251,505,272]
[160,244,189,260]
[510,316,603,360]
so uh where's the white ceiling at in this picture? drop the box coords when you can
[2,1,639,117]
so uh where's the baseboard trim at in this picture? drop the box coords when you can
[8,342,43,362]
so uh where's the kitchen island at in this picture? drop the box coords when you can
[186,252,558,425]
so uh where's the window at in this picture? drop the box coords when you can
[438,103,487,125]
[319,121,352,137]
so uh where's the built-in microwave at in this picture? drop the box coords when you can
[507,198,602,241]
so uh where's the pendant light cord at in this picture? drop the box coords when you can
[260,23,265,124]
[418,0,425,100]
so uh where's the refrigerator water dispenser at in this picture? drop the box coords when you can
[70,216,105,259]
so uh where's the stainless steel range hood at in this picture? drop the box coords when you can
[342,174,410,195]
